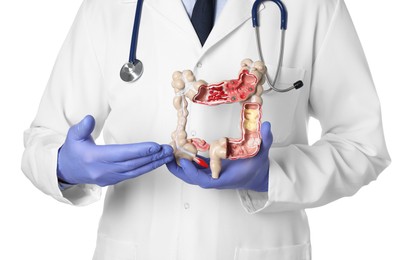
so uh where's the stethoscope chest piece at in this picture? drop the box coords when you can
[120,60,143,83]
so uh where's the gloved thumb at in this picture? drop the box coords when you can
[68,115,96,141]
[260,121,273,152]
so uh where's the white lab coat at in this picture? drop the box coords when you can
[21,0,391,259]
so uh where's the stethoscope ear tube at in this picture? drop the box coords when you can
[294,80,304,89]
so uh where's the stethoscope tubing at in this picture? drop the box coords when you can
[256,29,290,94]
[122,0,303,92]
[252,0,288,30]
[129,0,144,64]
[252,0,303,93]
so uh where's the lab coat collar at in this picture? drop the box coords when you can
[202,0,265,53]
[142,0,265,53]
[144,0,201,47]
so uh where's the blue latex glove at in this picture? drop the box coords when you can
[166,122,273,192]
[57,115,174,186]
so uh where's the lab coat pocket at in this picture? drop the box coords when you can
[92,234,138,260]
[261,66,306,144]
[234,242,311,260]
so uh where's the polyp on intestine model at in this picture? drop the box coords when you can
[171,59,266,179]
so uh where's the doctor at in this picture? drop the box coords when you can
[22,0,391,259]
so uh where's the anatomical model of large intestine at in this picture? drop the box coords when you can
[171,59,266,179]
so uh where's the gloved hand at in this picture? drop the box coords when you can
[166,122,273,192]
[57,115,174,186]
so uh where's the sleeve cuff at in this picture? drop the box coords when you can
[22,130,102,206]
[49,146,101,206]
[238,189,269,214]
[237,158,288,214]
[58,179,74,191]
[49,147,102,205]
[58,183,102,206]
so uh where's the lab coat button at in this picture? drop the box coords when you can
[196,62,202,68]
[191,130,196,136]
[184,203,190,209]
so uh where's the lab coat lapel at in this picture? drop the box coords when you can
[145,0,264,52]
[145,0,201,47]
[201,0,265,53]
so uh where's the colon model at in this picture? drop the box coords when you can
[171,59,266,179]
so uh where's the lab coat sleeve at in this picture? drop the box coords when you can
[21,0,109,206]
[238,0,391,213]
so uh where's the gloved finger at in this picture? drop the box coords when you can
[120,155,175,179]
[259,121,273,153]
[97,142,166,162]
[211,159,255,189]
[68,115,95,141]
[110,145,174,172]
[166,159,195,184]
[211,168,243,189]
[180,159,218,189]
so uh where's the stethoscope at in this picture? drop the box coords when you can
[120,0,303,93]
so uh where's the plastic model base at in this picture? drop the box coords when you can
[171,59,266,179]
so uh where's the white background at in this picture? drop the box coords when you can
[0,0,412,259]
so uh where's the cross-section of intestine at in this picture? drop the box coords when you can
[171,59,266,179]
